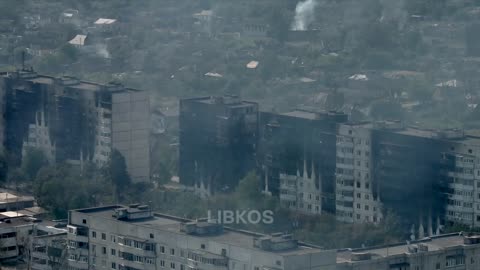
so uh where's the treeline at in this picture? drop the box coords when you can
[1,148,150,218]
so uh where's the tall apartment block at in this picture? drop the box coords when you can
[67,205,337,270]
[0,70,150,182]
[334,120,480,233]
[179,96,258,196]
[439,130,480,228]
[335,122,382,224]
[259,109,347,214]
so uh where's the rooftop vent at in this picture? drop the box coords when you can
[374,120,404,131]
[436,129,465,140]
[464,235,480,245]
[138,205,149,210]
[351,252,372,261]
[129,203,140,208]
[408,243,429,254]
[180,221,223,236]
[58,76,79,86]
[113,205,152,221]
[254,233,298,251]
[105,81,125,91]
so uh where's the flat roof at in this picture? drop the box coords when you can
[394,127,439,138]
[337,234,469,264]
[281,109,345,121]
[0,216,34,228]
[0,192,34,204]
[73,206,323,256]
[183,96,257,107]
[282,110,318,120]
[0,72,145,93]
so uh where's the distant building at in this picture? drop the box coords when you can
[67,205,337,270]
[337,233,480,270]
[179,96,258,196]
[0,70,151,182]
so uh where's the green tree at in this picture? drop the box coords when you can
[104,150,131,200]
[22,147,48,180]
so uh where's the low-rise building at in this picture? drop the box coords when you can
[31,224,68,270]
[0,192,35,213]
[337,233,480,270]
[67,205,337,270]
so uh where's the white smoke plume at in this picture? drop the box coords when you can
[292,0,318,31]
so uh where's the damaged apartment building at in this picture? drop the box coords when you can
[0,70,150,182]
[179,96,258,196]
[179,95,480,231]
[258,108,348,215]
[336,121,480,234]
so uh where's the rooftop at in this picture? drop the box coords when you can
[73,205,323,256]
[68,34,87,46]
[0,71,145,94]
[281,108,346,121]
[183,96,257,108]
[0,192,34,204]
[94,18,116,25]
[0,216,35,229]
[337,233,472,264]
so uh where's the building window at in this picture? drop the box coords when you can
[111,262,116,269]
[92,231,96,238]
[102,247,106,255]
[111,235,116,243]
[102,233,106,240]
[356,203,361,209]
[201,244,206,249]
[160,260,165,267]
[170,248,175,255]
[170,262,176,269]
[111,249,116,256]
[150,233,154,239]
[82,219,86,224]
[365,205,369,211]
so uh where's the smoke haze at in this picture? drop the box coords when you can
[292,0,318,31]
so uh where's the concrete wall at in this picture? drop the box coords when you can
[112,91,150,182]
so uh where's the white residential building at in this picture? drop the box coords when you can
[67,205,337,270]
[335,123,382,224]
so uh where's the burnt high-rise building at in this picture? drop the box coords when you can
[335,121,480,234]
[259,108,348,214]
[0,70,151,182]
[179,96,258,196]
